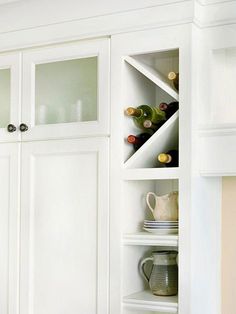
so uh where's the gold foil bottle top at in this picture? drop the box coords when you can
[168,72,177,81]
[125,107,142,117]
[158,153,172,164]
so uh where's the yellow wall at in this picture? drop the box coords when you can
[222,177,236,314]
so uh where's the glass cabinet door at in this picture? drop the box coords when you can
[0,53,21,142]
[22,38,110,141]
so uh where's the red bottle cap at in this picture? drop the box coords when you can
[127,135,136,144]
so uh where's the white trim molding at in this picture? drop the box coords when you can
[194,0,236,27]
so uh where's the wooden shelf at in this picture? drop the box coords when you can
[123,232,178,246]
[122,167,179,180]
[124,111,179,169]
[124,56,179,101]
[123,290,178,312]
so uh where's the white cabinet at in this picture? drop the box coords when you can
[19,138,109,314]
[0,38,110,142]
[0,36,110,314]
[0,138,109,314]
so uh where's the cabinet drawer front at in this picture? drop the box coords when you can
[22,38,110,141]
[20,138,109,314]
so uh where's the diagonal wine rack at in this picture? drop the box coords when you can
[124,110,179,169]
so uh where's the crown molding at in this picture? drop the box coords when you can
[196,0,235,6]
[0,1,193,52]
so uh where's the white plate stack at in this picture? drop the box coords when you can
[143,220,178,235]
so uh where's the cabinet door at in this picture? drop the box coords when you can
[0,53,21,142]
[22,38,110,141]
[20,138,109,314]
[0,143,20,314]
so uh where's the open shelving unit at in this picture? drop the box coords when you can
[119,48,180,314]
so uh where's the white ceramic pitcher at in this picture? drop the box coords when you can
[146,191,178,221]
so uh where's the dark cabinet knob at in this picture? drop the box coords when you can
[7,124,16,133]
[19,123,28,132]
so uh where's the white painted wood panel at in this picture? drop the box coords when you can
[0,143,20,314]
[20,138,109,314]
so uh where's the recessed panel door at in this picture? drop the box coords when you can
[22,38,110,141]
[20,138,109,314]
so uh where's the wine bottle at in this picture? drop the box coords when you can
[125,105,166,130]
[159,102,179,119]
[127,132,153,151]
[168,72,179,91]
[157,150,178,167]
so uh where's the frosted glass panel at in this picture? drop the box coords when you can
[35,57,97,125]
[0,69,10,128]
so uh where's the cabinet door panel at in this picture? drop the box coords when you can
[22,38,110,141]
[0,53,21,142]
[0,143,20,314]
[20,138,109,314]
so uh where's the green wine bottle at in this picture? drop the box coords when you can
[125,105,166,130]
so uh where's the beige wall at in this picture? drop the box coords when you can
[222,177,236,314]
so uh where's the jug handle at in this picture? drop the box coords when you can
[146,192,157,215]
[139,256,153,282]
